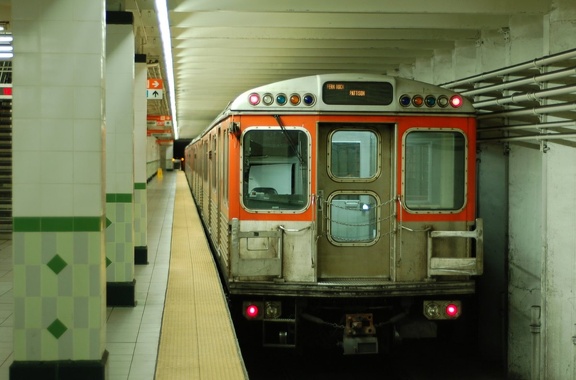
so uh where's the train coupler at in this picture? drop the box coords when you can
[342,313,378,355]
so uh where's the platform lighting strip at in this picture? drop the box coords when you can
[155,0,178,140]
[0,34,13,60]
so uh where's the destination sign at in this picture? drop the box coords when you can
[322,81,393,105]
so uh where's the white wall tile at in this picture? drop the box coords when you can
[13,184,42,217]
[12,119,41,152]
[40,151,74,184]
[74,119,103,152]
[41,86,75,119]
[73,184,102,217]
[12,151,41,185]
[74,86,103,120]
[41,119,74,152]
[74,152,102,184]
[41,184,74,216]
[13,85,42,119]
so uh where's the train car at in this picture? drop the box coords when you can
[184,73,483,355]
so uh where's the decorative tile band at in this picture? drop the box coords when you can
[134,182,146,190]
[13,217,102,232]
[105,193,132,203]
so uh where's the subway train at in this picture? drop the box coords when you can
[184,73,483,355]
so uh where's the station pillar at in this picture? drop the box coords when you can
[105,12,136,307]
[133,54,148,265]
[10,1,108,378]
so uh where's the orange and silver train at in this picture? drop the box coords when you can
[184,73,483,355]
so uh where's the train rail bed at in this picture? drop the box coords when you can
[155,172,247,379]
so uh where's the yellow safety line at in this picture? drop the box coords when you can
[155,173,247,380]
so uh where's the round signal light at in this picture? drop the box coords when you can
[425,95,436,107]
[449,95,463,108]
[276,93,287,106]
[262,93,274,106]
[290,94,301,106]
[445,303,460,318]
[303,94,316,106]
[412,95,424,107]
[245,304,260,319]
[437,95,449,108]
[399,94,411,107]
[248,93,260,106]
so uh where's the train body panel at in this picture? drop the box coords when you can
[184,73,483,353]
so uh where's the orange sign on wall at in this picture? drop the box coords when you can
[147,79,164,90]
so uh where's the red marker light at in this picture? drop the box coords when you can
[2,87,11,96]
[446,303,459,318]
[248,93,260,106]
[245,304,260,319]
[449,95,463,108]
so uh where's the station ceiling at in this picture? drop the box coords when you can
[1,0,555,140]
[127,0,553,140]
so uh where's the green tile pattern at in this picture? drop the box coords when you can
[133,186,147,247]
[106,200,135,282]
[47,254,68,274]
[13,231,106,361]
[47,319,68,339]
[13,217,102,232]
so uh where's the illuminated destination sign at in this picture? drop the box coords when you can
[322,81,393,105]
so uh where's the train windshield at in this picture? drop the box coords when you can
[242,128,310,211]
[404,131,466,211]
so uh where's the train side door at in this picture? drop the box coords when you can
[317,123,393,279]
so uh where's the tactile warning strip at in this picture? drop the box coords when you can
[155,173,247,379]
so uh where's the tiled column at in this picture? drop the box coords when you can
[133,55,148,265]
[105,12,136,307]
[10,1,108,378]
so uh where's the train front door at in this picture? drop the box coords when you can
[317,123,393,279]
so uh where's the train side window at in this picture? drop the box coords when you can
[403,130,466,211]
[327,192,379,245]
[328,130,379,181]
[241,128,310,212]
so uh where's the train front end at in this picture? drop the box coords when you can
[188,74,483,354]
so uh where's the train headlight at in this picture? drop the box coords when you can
[248,93,260,106]
[303,94,316,106]
[243,302,263,320]
[449,95,463,108]
[290,94,301,105]
[437,95,449,107]
[423,300,462,320]
[276,93,287,105]
[399,94,411,107]
[262,93,274,105]
[424,95,436,107]
[264,301,282,319]
[243,301,282,320]
[411,95,424,107]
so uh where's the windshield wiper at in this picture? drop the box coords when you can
[273,114,305,166]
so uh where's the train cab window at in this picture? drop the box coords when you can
[328,192,379,244]
[403,131,466,211]
[242,128,310,211]
[328,130,379,180]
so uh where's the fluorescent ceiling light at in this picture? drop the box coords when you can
[154,0,178,140]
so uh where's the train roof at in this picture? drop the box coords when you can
[191,73,475,142]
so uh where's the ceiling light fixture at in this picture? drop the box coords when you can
[154,0,178,140]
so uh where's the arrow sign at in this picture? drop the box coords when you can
[147,89,164,99]
[147,79,164,90]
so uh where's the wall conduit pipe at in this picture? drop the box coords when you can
[530,306,542,380]
[440,48,576,89]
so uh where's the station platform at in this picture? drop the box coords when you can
[0,171,247,380]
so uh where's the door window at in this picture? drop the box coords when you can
[328,192,379,245]
[328,130,379,181]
